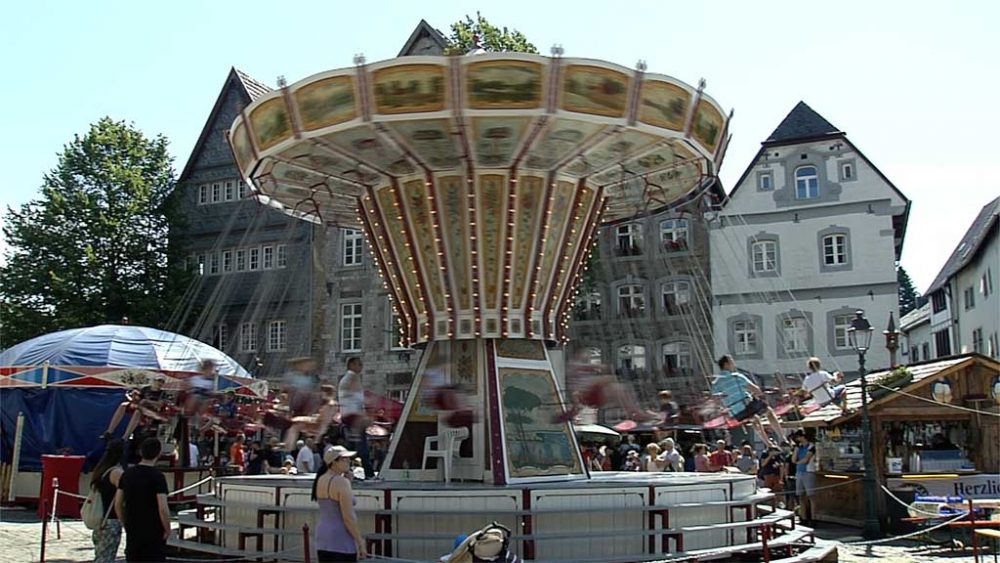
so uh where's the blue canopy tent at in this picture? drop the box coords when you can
[0,324,260,470]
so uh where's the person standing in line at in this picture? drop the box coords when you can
[691,444,712,472]
[735,443,758,475]
[339,357,373,478]
[792,430,818,526]
[657,437,685,472]
[708,439,733,471]
[91,439,126,563]
[115,438,171,562]
[758,445,785,494]
[296,439,316,474]
[312,445,367,561]
[228,434,246,473]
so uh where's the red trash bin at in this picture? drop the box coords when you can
[38,455,86,518]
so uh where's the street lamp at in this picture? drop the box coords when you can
[847,309,880,539]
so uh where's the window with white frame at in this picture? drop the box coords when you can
[341,303,362,352]
[617,344,646,373]
[237,181,248,200]
[989,333,998,359]
[248,247,260,271]
[833,313,854,350]
[781,317,809,354]
[964,286,975,310]
[262,245,274,269]
[617,285,645,316]
[733,319,758,355]
[615,223,642,255]
[660,218,689,251]
[198,185,208,205]
[343,229,364,266]
[910,345,919,362]
[841,162,853,180]
[758,173,773,190]
[240,322,257,352]
[982,269,994,297]
[795,166,819,199]
[196,254,206,276]
[574,291,602,320]
[751,240,778,273]
[211,183,222,203]
[222,250,233,273]
[235,249,247,272]
[209,252,220,275]
[662,342,691,375]
[972,327,984,355]
[267,320,287,352]
[224,181,235,202]
[661,279,690,315]
[922,342,930,360]
[822,234,848,266]
[277,245,287,268]
[214,324,228,351]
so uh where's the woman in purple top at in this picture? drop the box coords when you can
[311,445,366,561]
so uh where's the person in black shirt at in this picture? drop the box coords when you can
[90,439,125,563]
[115,438,170,561]
[758,446,785,493]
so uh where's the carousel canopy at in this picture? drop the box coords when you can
[0,324,257,393]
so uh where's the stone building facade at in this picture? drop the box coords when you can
[565,184,724,410]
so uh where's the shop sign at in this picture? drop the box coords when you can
[887,474,1000,499]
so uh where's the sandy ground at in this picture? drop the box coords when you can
[0,507,986,562]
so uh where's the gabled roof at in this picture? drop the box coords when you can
[178,67,272,183]
[764,101,842,146]
[398,19,448,56]
[925,196,1000,294]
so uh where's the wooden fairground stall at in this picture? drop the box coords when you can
[799,353,1000,529]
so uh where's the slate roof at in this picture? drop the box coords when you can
[798,354,992,426]
[925,196,1000,294]
[234,68,272,101]
[398,19,448,56]
[764,101,842,145]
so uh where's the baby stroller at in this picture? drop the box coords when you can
[441,521,520,563]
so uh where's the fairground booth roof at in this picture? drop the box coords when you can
[0,324,264,398]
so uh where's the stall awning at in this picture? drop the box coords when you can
[799,354,996,427]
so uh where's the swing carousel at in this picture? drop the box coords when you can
[178,52,834,562]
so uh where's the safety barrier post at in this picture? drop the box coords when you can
[40,498,48,563]
[51,477,61,539]
[761,523,771,563]
[302,523,311,563]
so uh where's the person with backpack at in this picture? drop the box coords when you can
[85,439,126,563]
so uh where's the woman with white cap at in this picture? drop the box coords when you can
[311,445,367,561]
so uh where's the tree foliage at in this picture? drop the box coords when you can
[445,12,538,55]
[897,265,920,317]
[0,118,189,346]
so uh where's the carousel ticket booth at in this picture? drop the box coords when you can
[800,353,1000,529]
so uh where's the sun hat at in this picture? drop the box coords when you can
[323,445,357,465]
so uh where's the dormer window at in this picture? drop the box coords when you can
[795,166,819,199]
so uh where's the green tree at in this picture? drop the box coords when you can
[897,265,919,316]
[0,118,189,346]
[445,12,538,55]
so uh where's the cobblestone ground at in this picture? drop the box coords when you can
[0,508,986,562]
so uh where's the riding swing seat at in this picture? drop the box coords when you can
[422,426,470,483]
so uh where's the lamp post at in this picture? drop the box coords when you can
[848,309,880,539]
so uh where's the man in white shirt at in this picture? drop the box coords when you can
[339,357,372,478]
[188,441,199,468]
[656,437,684,472]
[294,439,314,474]
[802,357,849,415]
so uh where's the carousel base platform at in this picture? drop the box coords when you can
[171,472,839,562]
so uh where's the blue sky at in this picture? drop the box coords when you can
[2,1,997,293]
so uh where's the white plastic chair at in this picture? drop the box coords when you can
[421,427,469,483]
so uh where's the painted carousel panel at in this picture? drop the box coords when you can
[499,368,583,478]
[509,176,544,309]
[564,128,659,177]
[320,126,415,176]
[400,179,448,312]
[523,119,605,171]
[249,97,292,151]
[471,117,532,168]
[466,59,545,110]
[372,64,448,115]
[229,121,255,172]
[293,75,358,131]
[386,119,462,169]
[560,65,631,118]
[691,98,725,154]
[638,79,692,131]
